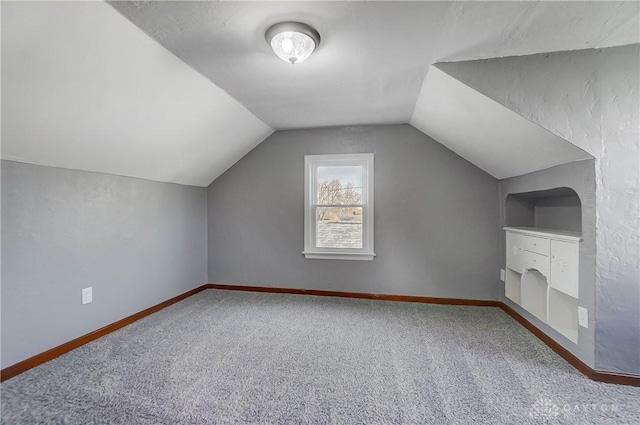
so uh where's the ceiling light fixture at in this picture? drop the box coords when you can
[265,22,320,65]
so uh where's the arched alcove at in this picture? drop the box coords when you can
[504,186,583,344]
[505,187,581,233]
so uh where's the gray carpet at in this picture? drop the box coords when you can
[2,289,639,424]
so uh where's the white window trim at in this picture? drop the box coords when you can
[303,153,375,261]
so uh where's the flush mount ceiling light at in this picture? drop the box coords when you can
[265,21,320,65]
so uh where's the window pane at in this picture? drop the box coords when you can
[316,166,363,205]
[316,207,363,249]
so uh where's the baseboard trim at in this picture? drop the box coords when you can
[589,370,640,387]
[498,303,640,387]
[206,283,501,306]
[498,303,592,374]
[3,283,637,387]
[0,284,209,383]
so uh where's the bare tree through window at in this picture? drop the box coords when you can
[317,179,362,220]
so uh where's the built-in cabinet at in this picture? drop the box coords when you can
[504,227,581,343]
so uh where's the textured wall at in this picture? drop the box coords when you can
[1,161,208,368]
[439,45,640,373]
[500,160,596,368]
[207,124,500,300]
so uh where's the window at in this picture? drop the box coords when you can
[303,153,375,260]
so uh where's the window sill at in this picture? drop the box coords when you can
[302,251,376,261]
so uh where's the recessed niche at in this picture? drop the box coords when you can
[521,269,548,322]
[505,187,581,233]
[548,287,578,343]
[505,268,522,305]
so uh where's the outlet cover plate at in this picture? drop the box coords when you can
[500,269,506,282]
[578,306,588,328]
[82,287,93,305]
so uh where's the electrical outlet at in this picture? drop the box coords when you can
[82,287,93,305]
[578,306,588,328]
[500,269,506,282]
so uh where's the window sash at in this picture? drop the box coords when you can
[313,204,364,208]
[312,205,367,251]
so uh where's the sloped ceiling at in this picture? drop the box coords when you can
[434,45,640,159]
[109,1,639,130]
[410,66,591,179]
[1,1,638,186]
[1,1,272,187]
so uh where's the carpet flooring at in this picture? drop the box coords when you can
[2,289,639,424]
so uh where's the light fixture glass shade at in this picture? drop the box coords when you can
[266,22,320,65]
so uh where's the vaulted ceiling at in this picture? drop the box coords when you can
[2,1,638,186]
[108,0,638,130]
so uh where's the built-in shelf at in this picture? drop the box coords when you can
[548,287,579,343]
[504,226,581,344]
[504,227,582,242]
[505,268,522,305]
[521,269,548,322]
[505,187,582,233]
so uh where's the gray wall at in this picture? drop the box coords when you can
[439,45,639,375]
[207,124,500,300]
[1,160,208,369]
[504,195,535,228]
[535,196,582,232]
[500,159,596,368]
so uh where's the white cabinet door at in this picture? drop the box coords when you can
[506,232,524,272]
[550,240,579,298]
